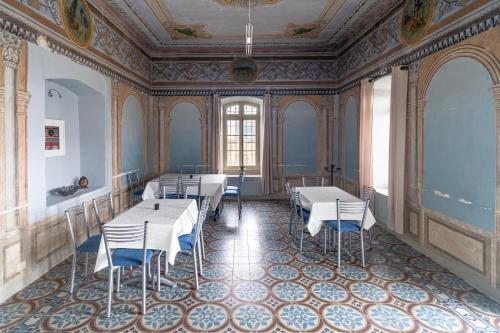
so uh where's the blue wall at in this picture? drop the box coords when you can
[344,96,359,181]
[424,57,496,233]
[168,102,202,173]
[121,95,145,180]
[283,101,318,174]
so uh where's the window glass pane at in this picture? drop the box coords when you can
[227,135,239,151]
[243,120,256,136]
[243,136,256,151]
[243,151,256,166]
[226,105,239,115]
[244,105,257,115]
[227,120,240,135]
[227,151,240,166]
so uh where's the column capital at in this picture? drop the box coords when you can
[271,95,280,108]
[408,60,421,85]
[0,32,21,69]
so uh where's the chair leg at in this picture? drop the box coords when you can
[116,267,121,293]
[337,231,342,268]
[197,237,204,276]
[156,254,161,292]
[192,250,199,290]
[368,229,373,250]
[84,253,89,278]
[106,267,113,318]
[70,253,77,294]
[348,233,352,253]
[323,228,328,254]
[200,228,206,260]
[141,264,147,315]
[360,231,366,267]
[237,195,241,219]
[299,221,305,253]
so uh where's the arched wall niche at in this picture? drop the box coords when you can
[120,94,146,184]
[168,101,203,172]
[277,95,324,186]
[158,96,208,173]
[412,38,500,287]
[117,85,149,180]
[339,86,360,195]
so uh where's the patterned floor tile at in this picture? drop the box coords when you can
[0,200,499,332]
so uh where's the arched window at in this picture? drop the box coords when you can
[223,101,260,174]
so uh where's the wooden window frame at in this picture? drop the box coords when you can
[223,101,261,175]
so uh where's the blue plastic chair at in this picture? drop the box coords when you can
[324,199,369,268]
[223,169,245,218]
[177,196,210,289]
[101,221,158,317]
[65,203,100,294]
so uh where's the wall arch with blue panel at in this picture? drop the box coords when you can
[168,102,202,173]
[121,95,145,179]
[343,95,359,182]
[423,57,496,232]
[283,100,318,175]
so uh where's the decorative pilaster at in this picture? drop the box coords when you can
[204,95,213,171]
[491,84,500,242]
[15,91,30,229]
[416,98,426,244]
[0,32,21,235]
[271,95,280,192]
[406,61,421,205]
[111,79,119,194]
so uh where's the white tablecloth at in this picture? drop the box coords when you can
[94,199,198,272]
[296,187,376,236]
[142,174,227,211]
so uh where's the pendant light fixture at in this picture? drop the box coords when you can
[245,0,253,56]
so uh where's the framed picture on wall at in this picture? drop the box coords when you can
[45,119,65,157]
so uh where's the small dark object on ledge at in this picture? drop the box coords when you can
[50,185,80,196]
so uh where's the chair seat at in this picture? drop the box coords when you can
[133,189,144,196]
[325,220,361,232]
[226,185,238,191]
[77,235,101,253]
[224,189,239,197]
[112,248,154,267]
[178,229,196,251]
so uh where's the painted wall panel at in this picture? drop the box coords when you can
[121,95,145,179]
[283,101,318,174]
[423,57,496,233]
[168,102,202,173]
[344,96,359,181]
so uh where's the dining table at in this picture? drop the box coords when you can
[94,199,199,283]
[142,173,227,211]
[296,186,376,236]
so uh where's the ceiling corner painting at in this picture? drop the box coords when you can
[60,0,93,48]
[400,0,435,45]
[231,58,259,85]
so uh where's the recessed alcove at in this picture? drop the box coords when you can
[44,79,106,206]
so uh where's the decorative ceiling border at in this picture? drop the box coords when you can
[3,0,151,82]
[0,12,151,93]
[336,5,500,94]
[152,88,336,97]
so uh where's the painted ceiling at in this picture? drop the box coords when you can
[95,0,402,54]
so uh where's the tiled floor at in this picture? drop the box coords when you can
[1,200,500,332]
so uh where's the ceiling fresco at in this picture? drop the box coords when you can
[94,0,402,53]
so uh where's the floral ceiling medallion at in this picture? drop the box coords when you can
[214,0,281,7]
[60,0,93,48]
[400,0,435,45]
